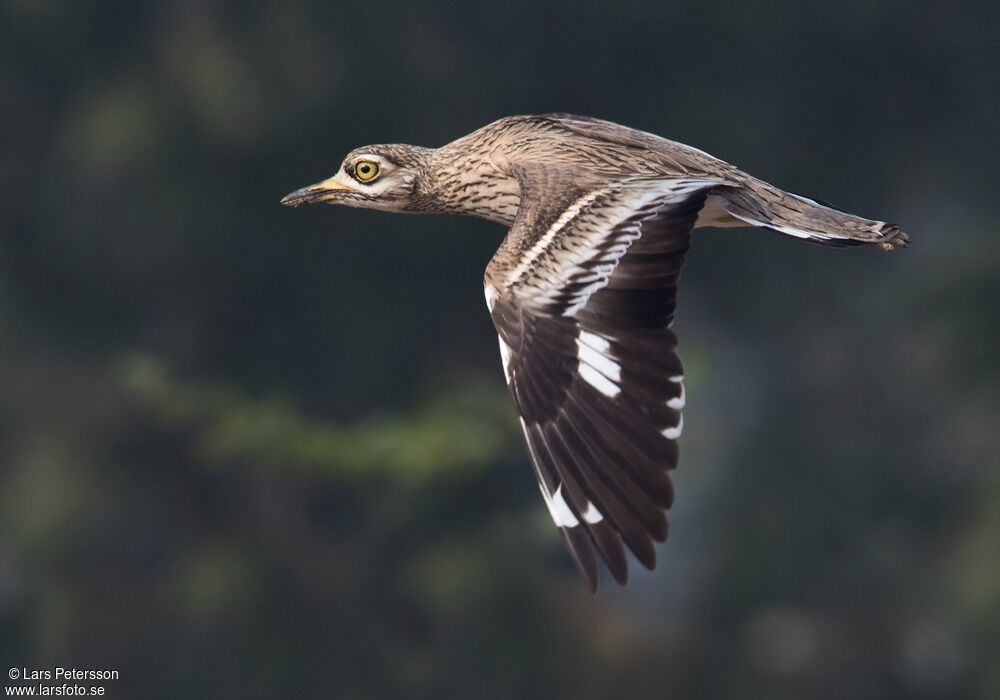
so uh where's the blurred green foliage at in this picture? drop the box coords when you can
[118,354,514,483]
[1,1,998,699]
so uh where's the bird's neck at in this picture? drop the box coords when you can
[416,146,521,226]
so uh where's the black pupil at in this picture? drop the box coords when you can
[359,164,371,175]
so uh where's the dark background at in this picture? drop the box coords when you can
[2,2,998,698]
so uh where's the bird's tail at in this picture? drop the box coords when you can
[714,179,909,251]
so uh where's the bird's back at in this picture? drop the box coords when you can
[449,113,740,182]
[456,114,908,250]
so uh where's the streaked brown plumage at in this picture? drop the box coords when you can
[282,114,908,591]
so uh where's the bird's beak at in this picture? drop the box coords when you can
[280,176,352,207]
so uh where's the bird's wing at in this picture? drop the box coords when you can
[484,163,720,590]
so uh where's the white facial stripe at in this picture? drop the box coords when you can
[667,383,686,410]
[661,414,684,440]
[539,482,579,528]
[578,363,620,398]
[331,171,357,190]
[330,154,405,198]
[670,375,684,383]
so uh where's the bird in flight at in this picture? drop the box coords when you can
[282,114,908,591]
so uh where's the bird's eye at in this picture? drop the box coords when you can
[353,160,380,182]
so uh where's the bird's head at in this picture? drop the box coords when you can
[281,144,433,213]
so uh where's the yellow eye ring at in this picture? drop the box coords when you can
[353,160,380,182]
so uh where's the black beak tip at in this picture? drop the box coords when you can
[280,187,311,207]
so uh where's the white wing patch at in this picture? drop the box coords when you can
[576,340,621,382]
[663,379,685,438]
[581,501,604,524]
[661,414,684,440]
[575,328,623,397]
[538,481,603,527]
[578,329,612,353]
[578,364,620,398]
[667,382,686,410]
[539,482,579,528]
